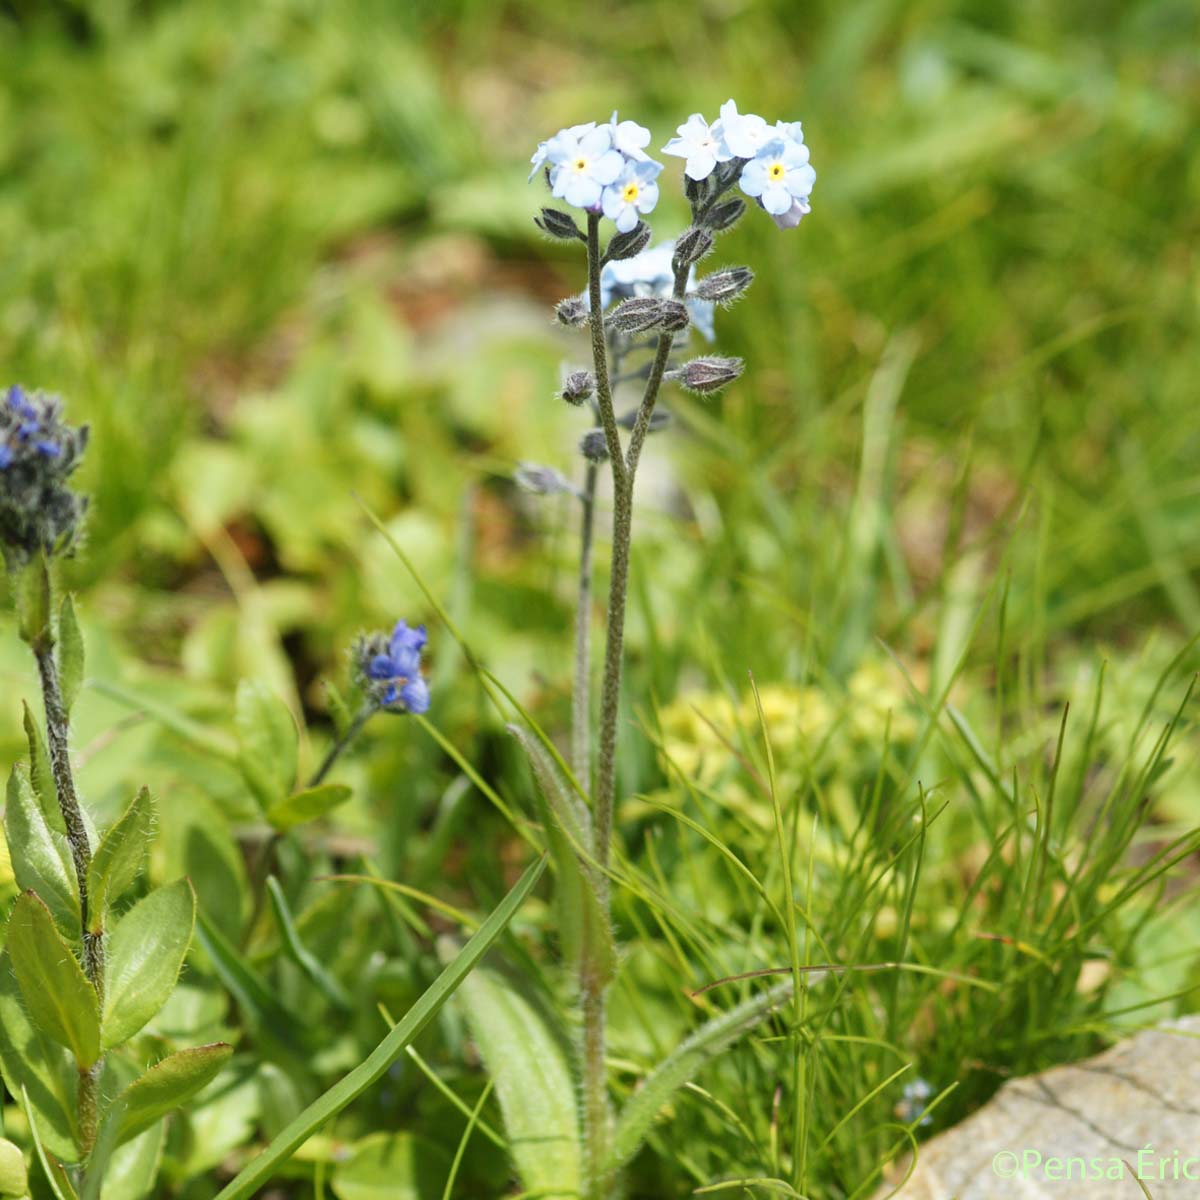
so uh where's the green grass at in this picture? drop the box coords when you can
[1,0,1198,1197]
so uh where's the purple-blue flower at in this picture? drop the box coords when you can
[364,620,430,713]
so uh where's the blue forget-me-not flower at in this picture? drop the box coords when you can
[662,112,734,181]
[739,131,816,225]
[601,159,663,233]
[356,620,431,714]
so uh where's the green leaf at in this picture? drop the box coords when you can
[20,1085,78,1200]
[113,1043,234,1144]
[265,783,352,833]
[608,980,793,1172]
[265,877,352,1009]
[235,680,298,808]
[22,702,63,834]
[87,788,155,929]
[508,723,615,985]
[101,1124,165,1200]
[102,879,196,1050]
[17,554,51,648]
[0,953,79,1161]
[6,892,101,1068]
[3,767,79,938]
[88,679,239,763]
[57,595,85,715]
[330,1133,448,1200]
[0,1138,28,1198]
[212,854,546,1200]
[457,966,581,1198]
[193,909,311,1058]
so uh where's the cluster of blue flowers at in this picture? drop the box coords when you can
[355,619,431,714]
[0,384,89,563]
[531,113,663,233]
[663,100,815,229]
[0,385,66,469]
[532,100,814,232]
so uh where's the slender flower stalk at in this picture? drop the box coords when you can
[527,104,812,1199]
[572,462,597,784]
[32,632,104,1154]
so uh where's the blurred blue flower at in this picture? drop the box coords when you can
[739,136,816,218]
[362,620,431,713]
[594,242,716,342]
[601,159,662,232]
[545,125,625,210]
[662,113,732,181]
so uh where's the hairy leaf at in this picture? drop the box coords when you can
[458,965,581,1198]
[6,892,100,1067]
[86,788,154,929]
[102,879,196,1050]
[4,767,78,938]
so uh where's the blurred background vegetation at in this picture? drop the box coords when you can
[1,0,1198,1196]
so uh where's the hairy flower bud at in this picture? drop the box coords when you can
[657,300,691,332]
[515,462,577,497]
[609,297,688,335]
[559,370,595,406]
[555,296,589,328]
[579,429,610,463]
[693,267,754,305]
[605,221,652,262]
[705,198,747,231]
[672,226,714,270]
[667,356,744,394]
[0,386,89,566]
[535,207,585,241]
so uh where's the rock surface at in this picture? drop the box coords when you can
[873,1017,1200,1198]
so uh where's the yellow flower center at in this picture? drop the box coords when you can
[574,157,589,172]
[622,182,640,202]
[768,162,786,182]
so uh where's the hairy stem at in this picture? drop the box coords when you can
[572,463,598,784]
[34,641,104,1157]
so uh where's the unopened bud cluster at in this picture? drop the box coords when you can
[692,267,754,306]
[609,297,689,335]
[0,385,89,565]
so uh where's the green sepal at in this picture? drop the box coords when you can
[86,788,155,931]
[3,768,79,939]
[102,879,196,1050]
[265,783,352,833]
[6,892,101,1068]
[57,594,85,714]
[235,681,299,809]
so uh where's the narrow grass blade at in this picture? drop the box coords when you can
[212,855,546,1200]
